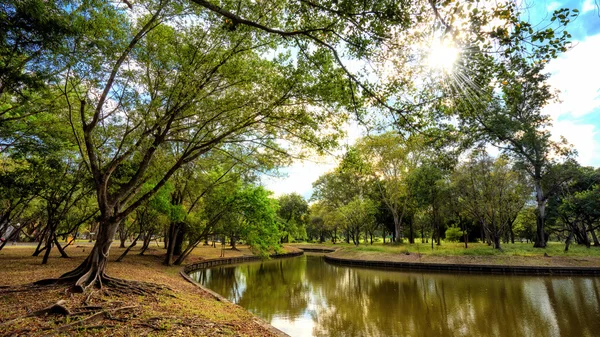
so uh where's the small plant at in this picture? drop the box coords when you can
[445,226,463,242]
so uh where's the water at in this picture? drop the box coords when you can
[189,254,600,337]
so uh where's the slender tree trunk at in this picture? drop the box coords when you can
[118,222,127,248]
[588,223,600,246]
[565,230,574,252]
[41,235,53,265]
[54,235,69,258]
[409,221,415,244]
[32,227,48,257]
[116,232,141,262]
[231,235,238,250]
[534,181,547,248]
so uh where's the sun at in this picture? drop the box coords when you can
[427,40,459,72]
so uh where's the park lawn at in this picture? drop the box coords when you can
[293,241,600,267]
[0,243,292,336]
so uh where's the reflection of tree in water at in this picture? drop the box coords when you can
[194,256,600,337]
[193,267,244,302]
[195,257,310,322]
[305,260,600,337]
[237,258,310,321]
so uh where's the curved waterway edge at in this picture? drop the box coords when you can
[180,250,305,337]
[324,254,600,276]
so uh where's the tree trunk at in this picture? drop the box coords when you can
[116,232,141,262]
[588,223,600,246]
[231,235,238,250]
[493,235,501,250]
[534,181,547,248]
[565,230,574,252]
[173,226,185,255]
[393,212,402,244]
[54,235,69,258]
[140,231,152,255]
[164,223,178,266]
[118,222,127,248]
[409,221,415,244]
[41,235,53,265]
[36,218,121,292]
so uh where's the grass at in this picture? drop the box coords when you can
[0,243,292,336]
[292,241,600,267]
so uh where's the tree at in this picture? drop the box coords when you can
[451,5,578,248]
[37,0,352,291]
[356,132,423,243]
[276,193,308,243]
[545,165,600,250]
[452,153,529,249]
[407,163,447,247]
[339,197,377,246]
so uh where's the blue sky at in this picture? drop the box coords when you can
[263,0,600,199]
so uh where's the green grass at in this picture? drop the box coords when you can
[297,241,600,258]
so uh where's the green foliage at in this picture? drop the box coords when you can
[276,193,309,242]
[234,186,281,256]
[445,226,463,242]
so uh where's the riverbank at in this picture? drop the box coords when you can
[292,242,600,268]
[0,244,299,336]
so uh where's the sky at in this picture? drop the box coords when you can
[263,0,600,200]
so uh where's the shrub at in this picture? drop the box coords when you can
[445,226,463,242]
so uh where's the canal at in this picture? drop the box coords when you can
[189,254,600,337]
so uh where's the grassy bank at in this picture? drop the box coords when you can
[0,244,292,336]
[292,241,600,267]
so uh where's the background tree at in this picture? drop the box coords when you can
[356,133,423,243]
[452,153,529,249]
[276,193,308,243]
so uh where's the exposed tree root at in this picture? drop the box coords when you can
[41,305,138,336]
[29,300,71,317]
[34,270,172,297]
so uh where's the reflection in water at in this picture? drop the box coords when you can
[190,255,600,337]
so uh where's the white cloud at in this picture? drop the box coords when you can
[261,159,337,199]
[545,34,600,119]
[582,0,596,13]
[546,1,561,12]
[262,121,366,198]
[542,33,600,167]
[551,120,598,166]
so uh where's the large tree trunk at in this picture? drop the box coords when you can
[173,226,185,255]
[164,223,178,266]
[493,233,501,250]
[534,181,547,248]
[35,218,121,292]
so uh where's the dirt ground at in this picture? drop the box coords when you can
[0,243,292,336]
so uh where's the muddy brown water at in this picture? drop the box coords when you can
[189,254,600,337]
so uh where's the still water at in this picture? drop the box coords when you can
[190,254,600,337]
